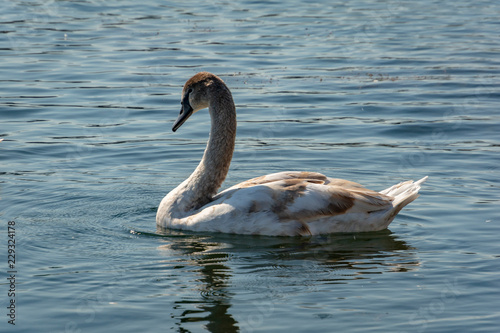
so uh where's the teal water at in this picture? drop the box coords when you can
[1,0,499,332]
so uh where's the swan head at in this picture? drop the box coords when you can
[173,72,219,132]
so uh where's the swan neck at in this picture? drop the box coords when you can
[185,86,236,209]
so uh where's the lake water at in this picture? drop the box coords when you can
[1,0,499,332]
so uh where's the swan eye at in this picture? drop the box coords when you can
[182,88,193,103]
[181,87,194,112]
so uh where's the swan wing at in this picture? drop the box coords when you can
[217,171,365,195]
[207,171,394,235]
[260,177,393,220]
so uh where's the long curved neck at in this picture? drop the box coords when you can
[177,86,236,212]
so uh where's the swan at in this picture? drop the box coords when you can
[156,72,427,236]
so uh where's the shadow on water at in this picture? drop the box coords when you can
[144,227,419,333]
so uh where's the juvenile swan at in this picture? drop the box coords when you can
[157,72,427,236]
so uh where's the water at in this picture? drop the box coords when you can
[1,0,499,331]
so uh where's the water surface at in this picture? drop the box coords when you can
[1,0,499,332]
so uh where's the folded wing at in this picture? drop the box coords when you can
[213,171,394,230]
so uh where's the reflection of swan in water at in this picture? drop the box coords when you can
[157,72,427,236]
[153,227,419,332]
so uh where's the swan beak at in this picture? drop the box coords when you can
[172,102,193,132]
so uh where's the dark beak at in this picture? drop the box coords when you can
[172,99,193,132]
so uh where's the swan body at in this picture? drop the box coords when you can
[157,72,427,236]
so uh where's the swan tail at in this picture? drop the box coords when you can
[382,176,428,222]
